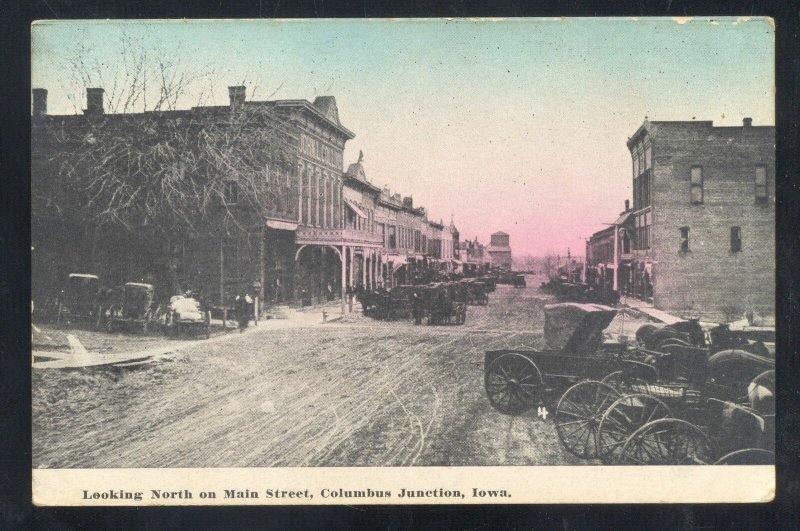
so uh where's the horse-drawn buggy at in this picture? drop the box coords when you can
[549,318,775,464]
[483,303,775,465]
[420,283,467,325]
[553,364,774,465]
[55,273,102,327]
[463,279,489,306]
[104,282,161,333]
[484,303,636,414]
[163,294,211,339]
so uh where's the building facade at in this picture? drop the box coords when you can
[32,86,458,313]
[585,201,633,293]
[626,118,775,321]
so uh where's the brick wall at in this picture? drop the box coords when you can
[647,122,775,321]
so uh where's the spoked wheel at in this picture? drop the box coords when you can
[714,448,774,465]
[484,353,542,415]
[597,394,672,464]
[554,381,620,459]
[600,370,625,392]
[618,418,711,465]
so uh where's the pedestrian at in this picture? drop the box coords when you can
[412,288,424,325]
[235,290,253,332]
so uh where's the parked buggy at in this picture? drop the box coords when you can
[464,279,489,306]
[105,282,160,333]
[553,325,774,464]
[424,283,467,325]
[55,273,101,327]
[483,303,636,415]
[163,295,210,338]
[512,274,527,288]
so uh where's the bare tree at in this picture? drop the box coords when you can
[32,35,296,291]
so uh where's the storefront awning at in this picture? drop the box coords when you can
[344,199,367,218]
[266,219,298,231]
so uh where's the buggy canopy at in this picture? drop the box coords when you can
[544,302,617,353]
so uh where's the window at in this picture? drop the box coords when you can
[223,181,239,204]
[644,144,652,170]
[679,227,690,252]
[755,166,768,204]
[731,227,742,253]
[388,226,396,249]
[690,166,703,204]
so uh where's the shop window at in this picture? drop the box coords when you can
[755,166,768,204]
[731,226,742,253]
[690,166,703,204]
[679,227,690,252]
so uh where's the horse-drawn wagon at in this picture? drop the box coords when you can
[551,318,774,464]
[483,303,634,415]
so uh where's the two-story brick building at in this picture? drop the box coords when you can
[32,86,458,314]
[625,118,775,321]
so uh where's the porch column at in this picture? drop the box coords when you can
[613,225,619,291]
[348,246,354,291]
[361,250,366,289]
[341,245,347,314]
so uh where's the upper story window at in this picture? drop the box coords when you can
[731,226,742,253]
[755,166,768,204]
[644,144,652,170]
[690,166,703,204]
[679,226,690,252]
[388,225,396,249]
[634,211,651,250]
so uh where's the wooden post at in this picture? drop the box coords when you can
[260,226,266,316]
[220,239,226,329]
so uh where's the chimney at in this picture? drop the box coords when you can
[229,85,246,107]
[85,88,104,115]
[624,199,630,211]
[32,88,47,117]
[403,196,413,208]
[743,117,752,128]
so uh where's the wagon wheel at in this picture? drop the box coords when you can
[106,319,115,333]
[597,394,672,464]
[600,370,625,392]
[714,448,774,465]
[554,381,620,459]
[484,353,542,415]
[617,418,711,465]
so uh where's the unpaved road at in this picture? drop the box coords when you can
[34,279,634,468]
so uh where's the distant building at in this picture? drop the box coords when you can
[586,200,633,292]
[487,231,512,269]
[625,118,774,321]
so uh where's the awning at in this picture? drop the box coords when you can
[344,199,367,218]
[266,219,298,231]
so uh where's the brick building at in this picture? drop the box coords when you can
[32,86,456,312]
[626,118,775,321]
[487,231,512,269]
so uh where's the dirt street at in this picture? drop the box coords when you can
[33,279,632,468]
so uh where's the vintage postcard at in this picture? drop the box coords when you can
[31,18,775,505]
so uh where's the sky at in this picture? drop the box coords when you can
[31,18,774,257]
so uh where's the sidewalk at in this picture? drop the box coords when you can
[618,296,683,325]
[32,302,350,370]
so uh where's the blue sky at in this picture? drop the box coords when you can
[32,18,774,256]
